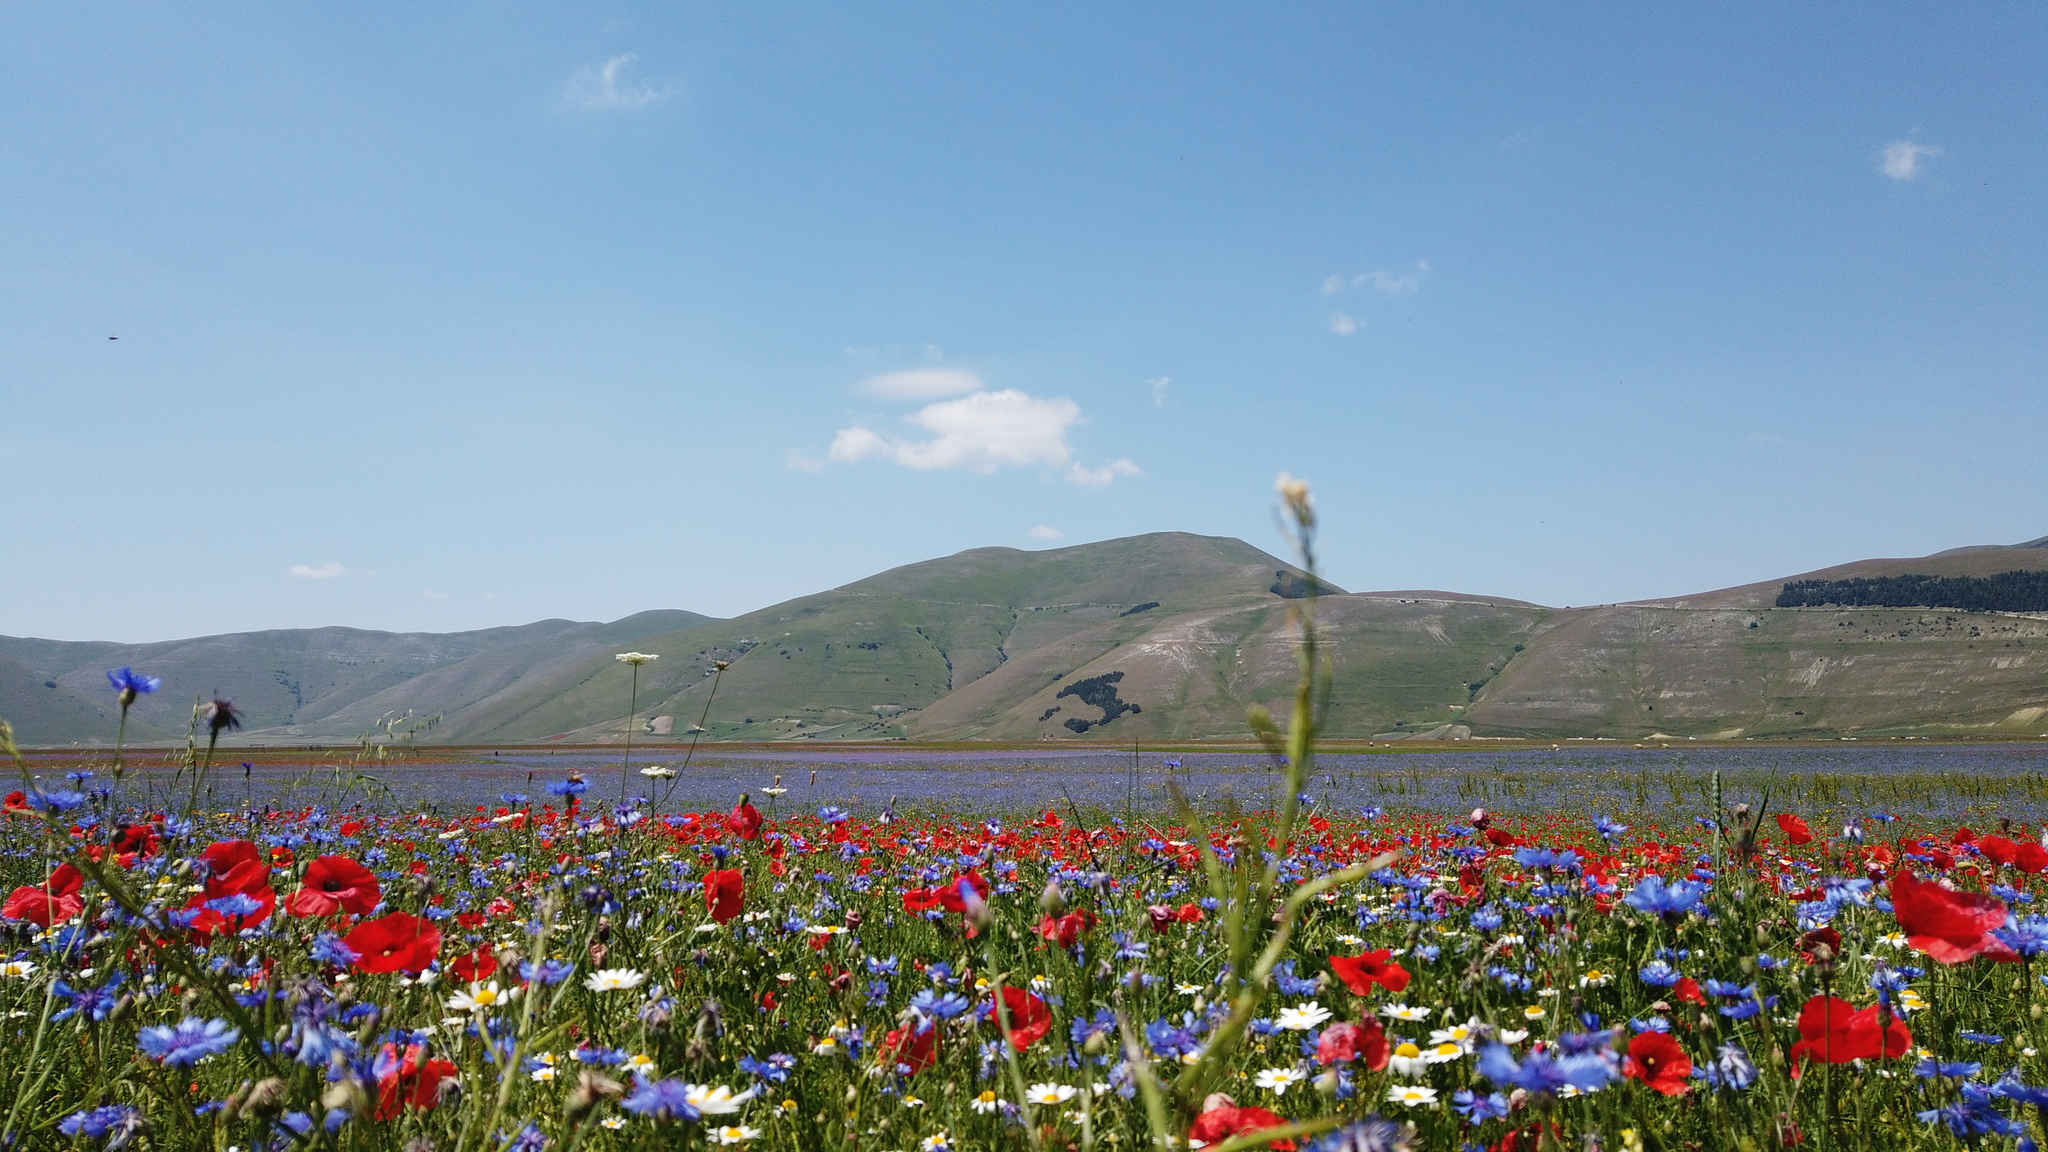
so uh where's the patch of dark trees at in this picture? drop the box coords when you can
[1055,670,1140,733]
[1775,570,2048,614]
[1270,571,1336,599]
[1119,601,1160,617]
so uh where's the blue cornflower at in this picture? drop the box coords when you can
[22,787,87,815]
[545,777,588,798]
[521,959,577,986]
[52,970,125,1022]
[59,1105,144,1147]
[499,792,530,806]
[739,1052,796,1083]
[1960,1032,2005,1045]
[1359,806,1384,820]
[309,932,360,967]
[107,667,161,698]
[819,806,850,823]
[1273,960,1319,996]
[1451,1088,1513,1121]
[910,989,971,1020]
[1917,1058,1984,1079]
[1476,1042,1616,1095]
[1594,816,1629,840]
[866,955,900,976]
[1637,960,1681,987]
[1070,1009,1117,1046]
[507,1122,551,1150]
[1145,1018,1202,1060]
[1622,875,1708,919]
[138,1017,240,1066]
[1702,979,1753,999]
[1470,907,1504,932]
[1995,916,2048,959]
[204,892,266,918]
[1512,847,1580,872]
[1919,1083,2026,1138]
[1630,1016,1671,1033]
[1702,1043,1757,1090]
[621,1078,702,1122]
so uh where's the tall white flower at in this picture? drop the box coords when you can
[1275,1002,1332,1031]
[685,1084,756,1115]
[585,968,647,993]
[615,652,659,665]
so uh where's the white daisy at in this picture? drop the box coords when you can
[1422,1040,1465,1065]
[1497,1028,1530,1044]
[1379,1003,1431,1022]
[902,1097,927,1109]
[684,1084,756,1115]
[600,1117,627,1130]
[970,1090,1003,1115]
[1577,968,1614,989]
[1522,1005,1547,1020]
[445,982,514,1014]
[1025,1083,1077,1105]
[1387,1042,1429,1078]
[1386,1084,1439,1108]
[585,968,647,993]
[712,1126,761,1146]
[1176,983,1205,996]
[640,766,677,779]
[919,1134,953,1152]
[0,960,37,979]
[1275,1002,1332,1031]
[1253,1067,1306,1095]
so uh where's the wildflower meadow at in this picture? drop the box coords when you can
[8,493,2048,1152]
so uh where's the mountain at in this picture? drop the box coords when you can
[3,532,2045,746]
[0,611,707,745]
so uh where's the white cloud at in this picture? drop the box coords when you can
[1880,140,1942,180]
[1066,459,1142,487]
[288,562,351,580]
[785,447,826,472]
[1324,262,1430,297]
[1027,525,1065,541]
[854,368,984,401]
[1329,313,1358,335]
[1148,376,1171,406]
[565,54,678,112]
[826,388,1142,485]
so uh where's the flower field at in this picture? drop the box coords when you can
[10,738,2048,1152]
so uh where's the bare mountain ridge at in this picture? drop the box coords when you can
[3,532,2045,745]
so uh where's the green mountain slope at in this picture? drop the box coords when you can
[4,533,2044,745]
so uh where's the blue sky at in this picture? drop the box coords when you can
[3,4,2043,641]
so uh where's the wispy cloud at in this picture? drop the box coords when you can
[1148,376,1170,407]
[1027,525,1065,541]
[826,387,1140,485]
[854,369,983,401]
[1065,459,1142,487]
[1329,313,1359,335]
[288,562,353,580]
[1880,140,1942,181]
[784,447,826,472]
[565,54,678,112]
[1324,261,1430,297]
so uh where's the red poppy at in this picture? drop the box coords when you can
[450,948,498,983]
[901,887,943,913]
[1329,949,1411,995]
[344,912,442,974]
[373,1043,460,1119]
[1,791,27,812]
[1,863,84,927]
[1789,995,1911,1067]
[1314,1018,1389,1071]
[1623,1031,1692,1096]
[1891,869,2017,964]
[286,856,381,918]
[878,1023,939,1074]
[1798,926,1843,964]
[1036,909,1097,948]
[995,986,1052,1051]
[1673,976,1707,1006]
[1188,1099,1297,1151]
[1483,827,1519,848]
[705,869,745,924]
[182,884,278,938]
[1979,836,2019,866]
[937,869,991,914]
[1775,814,1814,845]
[728,797,763,840]
[199,840,271,895]
[112,823,161,861]
[2017,841,2048,875]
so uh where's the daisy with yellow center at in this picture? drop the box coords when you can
[1577,969,1614,988]
[1386,1085,1439,1108]
[1026,1084,1077,1105]
[1253,1067,1306,1095]
[1388,1042,1429,1078]
[970,1090,1003,1114]
[712,1125,763,1145]
[1523,1005,1547,1020]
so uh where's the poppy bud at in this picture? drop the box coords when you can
[244,1077,288,1119]
[1039,880,1066,915]
[844,910,863,929]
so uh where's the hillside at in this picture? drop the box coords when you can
[3,532,2045,746]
